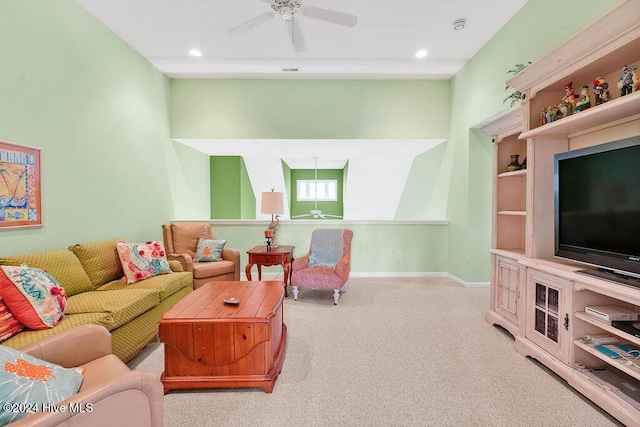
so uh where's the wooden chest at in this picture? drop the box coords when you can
[159,280,286,393]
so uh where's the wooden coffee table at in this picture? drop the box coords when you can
[159,280,286,394]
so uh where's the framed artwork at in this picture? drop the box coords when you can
[0,140,42,230]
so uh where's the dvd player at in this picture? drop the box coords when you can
[611,321,640,338]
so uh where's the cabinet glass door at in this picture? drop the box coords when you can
[535,283,559,342]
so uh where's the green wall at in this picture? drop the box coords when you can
[289,169,344,219]
[170,80,451,139]
[0,0,209,256]
[210,156,255,219]
[395,143,448,219]
[212,221,449,278]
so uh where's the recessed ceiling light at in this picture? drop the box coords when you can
[415,49,428,58]
[453,19,466,30]
[189,49,202,57]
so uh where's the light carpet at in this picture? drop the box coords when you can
[128,277,621,426]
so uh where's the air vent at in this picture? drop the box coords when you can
[282,67,299,72]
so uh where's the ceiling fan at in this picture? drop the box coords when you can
[292,157,343,219]
[228,0,358,53]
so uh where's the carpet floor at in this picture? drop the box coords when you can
[128,277,621,426]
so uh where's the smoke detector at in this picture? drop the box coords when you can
[453,19,466,30]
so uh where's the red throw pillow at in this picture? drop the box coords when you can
[0,296,23,342]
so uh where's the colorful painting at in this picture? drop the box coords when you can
[0,140,41,230]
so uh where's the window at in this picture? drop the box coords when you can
[296,180,338,201]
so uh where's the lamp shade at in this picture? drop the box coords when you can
[261,190,284,215]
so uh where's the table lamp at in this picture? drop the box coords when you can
[261,188,284,248]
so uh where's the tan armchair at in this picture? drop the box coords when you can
[13,324,163,427]
[162,222,240,289]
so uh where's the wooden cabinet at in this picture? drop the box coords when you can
[488,254,523,336]
[483,2,640,425]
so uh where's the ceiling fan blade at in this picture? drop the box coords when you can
[322,214,343,218]
[228,12,275,36]
[292,213,312,218]
[286,17,308,53]
[302,6,358,27]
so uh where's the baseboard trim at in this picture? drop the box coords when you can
[241,272,490,288]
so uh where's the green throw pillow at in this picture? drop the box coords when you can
[194,239,226,262]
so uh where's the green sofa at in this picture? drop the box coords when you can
[0,238,192,363]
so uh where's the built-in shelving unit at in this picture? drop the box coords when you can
[483,1,640,425]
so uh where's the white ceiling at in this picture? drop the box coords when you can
[76,0,528,79]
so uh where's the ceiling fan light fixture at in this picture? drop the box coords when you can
[453,19,466,31]
[415,49,428,58]
[189,49,202,57]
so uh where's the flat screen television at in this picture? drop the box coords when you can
[554,135,640,286]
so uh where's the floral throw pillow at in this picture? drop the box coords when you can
[194,239,226,262]
[0,266,67,330]
[116,241,171,284]
[0,345,84,425]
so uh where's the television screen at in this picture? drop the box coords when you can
[554,136,640,280]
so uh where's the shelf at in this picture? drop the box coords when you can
[497,169,527,178]
[497,210,526,216]
[490,248,525,258]
[576,311,640,348]
[520,92,640,140]
[575,339,640,382]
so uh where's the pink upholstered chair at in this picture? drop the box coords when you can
[291,229,353,305]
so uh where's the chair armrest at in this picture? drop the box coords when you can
[167,253,193,273]
[10,370,164,427]
[221,248,241,280]
[292,254,310,273]
[335,255,351,281]
[18,324,112,368]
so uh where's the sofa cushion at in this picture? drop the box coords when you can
[70,238,124,289]
[66,289,159,330]
[0,249,93,296]
[193,260,235,279]
[0,296,23,342]
[116,241,172,284]
[168,260,184,272]
[0,345,84,425]
[0,265,67,330]
[98,271,192,301]
[1,313,111,350]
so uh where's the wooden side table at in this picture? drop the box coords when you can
[246,245,294,296]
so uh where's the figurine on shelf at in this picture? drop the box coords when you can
[506,154,522,172]
[632,65,639,93]
[559,103,570,118]
[560,81,576,116]
[545,106,553,123]
[592,77,611,105]
[551,104,562,121]
[575,85,591,112]
[539,106,547,126]
[618,65,634,96]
